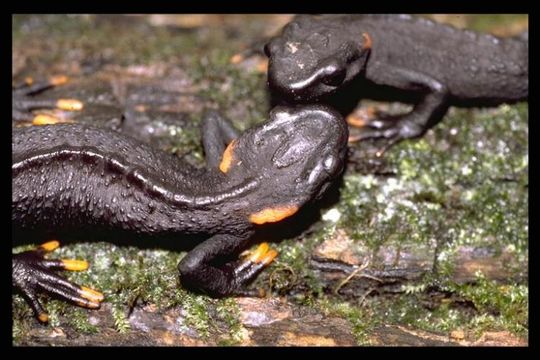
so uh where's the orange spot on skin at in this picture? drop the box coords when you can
[56,99,84,111]
[362,32,372,50]
[25,77,34,85]
[62,259,89,271]
[40,240,60,252]
[219,140,236,173]
[249,205,299,225]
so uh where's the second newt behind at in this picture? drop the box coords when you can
[265,14,528,149]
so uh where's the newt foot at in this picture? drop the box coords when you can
[12,75,83,125]
[12,240,104,323]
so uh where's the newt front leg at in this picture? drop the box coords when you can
[12,75,83,125]
[349,67,449,154]
[13,241,103,323]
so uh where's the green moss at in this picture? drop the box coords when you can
[12,311,31,344]
[318,298,376,345]
[67,308,99,334]
[147,115,206,165]
[419,14,528,35]
[178,294,212,338]
[111,303,131,333]
[446,272,528,335]
[215,298,245,345]
[172,294,245,343]
[465,14,528,34]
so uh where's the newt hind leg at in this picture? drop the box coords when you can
[12,240,104,323]
[178,234,277,297]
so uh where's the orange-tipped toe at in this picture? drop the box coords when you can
[248,243,270,263]
[32,114,62,125]
[40,240,60,252]
[261,249,278,266]
[50,75,69,86]
[80,286,105,303]
[346,115,368,128]
[62,259,89,271]
[38,313,49,323]
[56,99,83,111]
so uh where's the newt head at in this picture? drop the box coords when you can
[226,105,348,220]
[266,15,371,102]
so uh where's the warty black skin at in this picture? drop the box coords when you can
[266,14,528,145]
[13,104,348,318]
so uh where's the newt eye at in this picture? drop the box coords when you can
[323,155,335,171]
[321,66,346,86]
[322,154,341,176]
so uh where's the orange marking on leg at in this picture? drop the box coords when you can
[40,240,60,252]
[219,140,237,173]
[249,205,299,225]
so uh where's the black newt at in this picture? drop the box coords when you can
[266,14,528,148]
[13,105,348,322]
